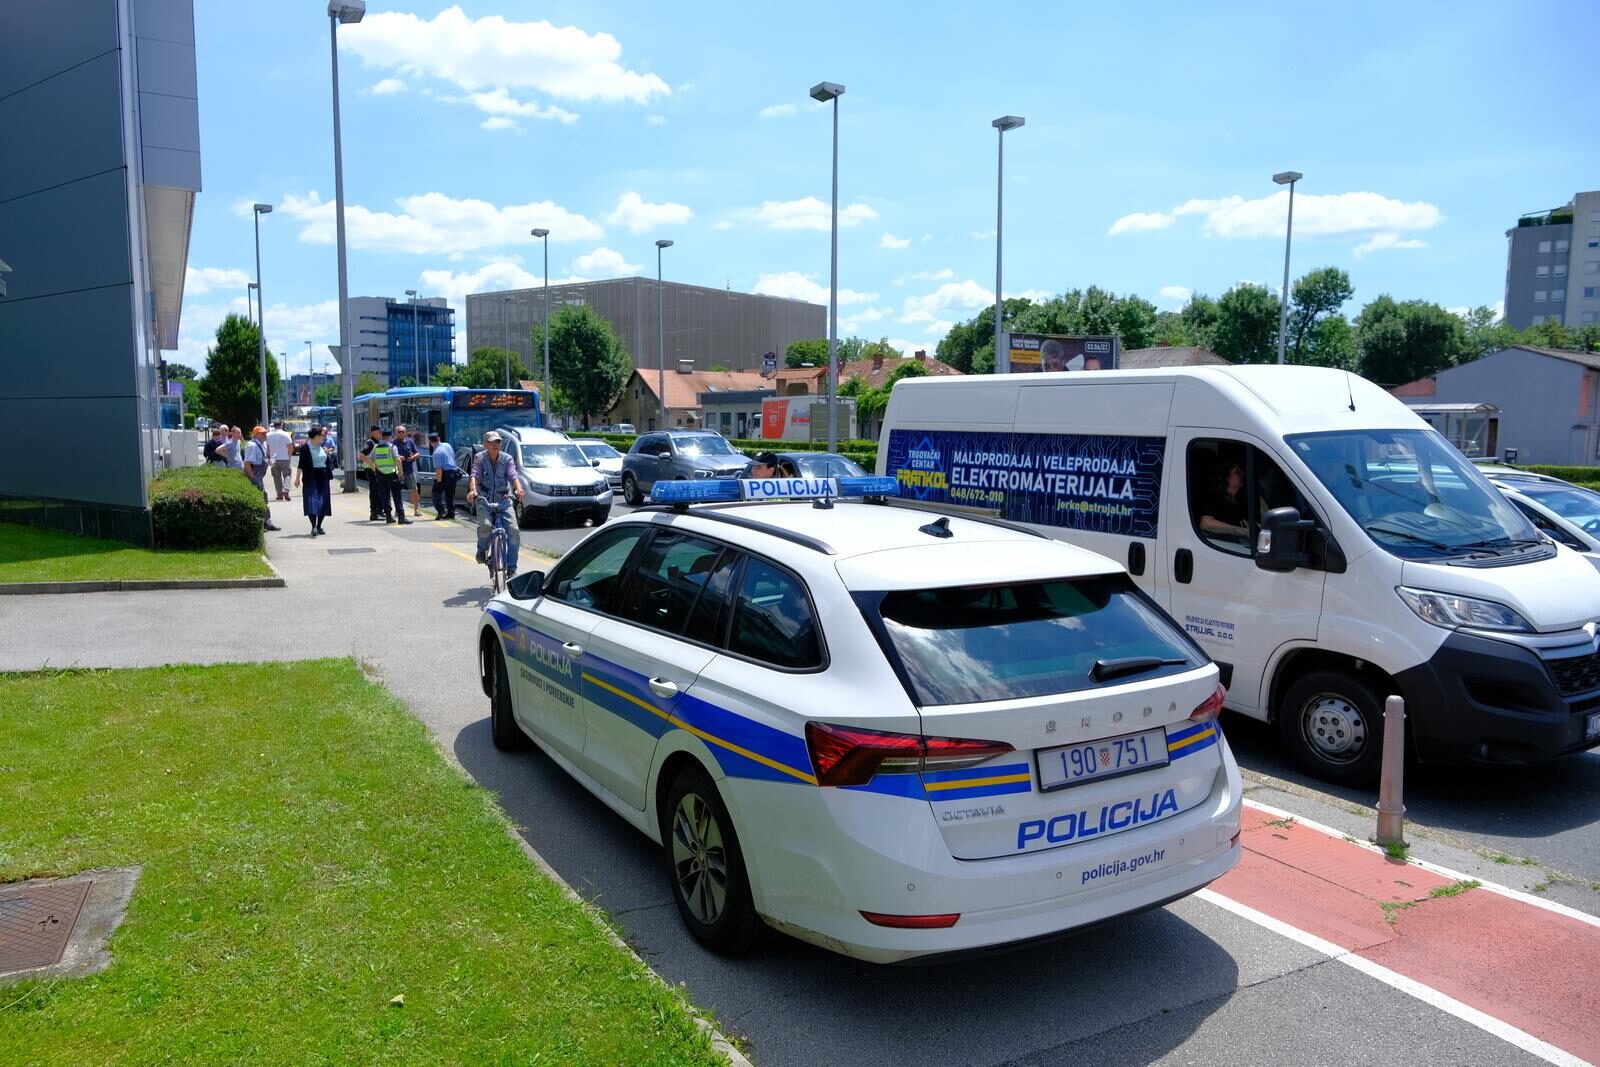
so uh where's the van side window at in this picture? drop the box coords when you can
[729,560,823,669]
[1188,440,1310,558]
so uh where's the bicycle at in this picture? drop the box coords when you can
[479,497,513,594]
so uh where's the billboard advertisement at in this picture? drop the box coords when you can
[761,397,812,439]
[884,428,1165,538]
[1006,333,1119,373]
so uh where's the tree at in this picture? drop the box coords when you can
[859,337,902,363]
[1460,305,1519,363]
[195,313,279,428]
[429,361,460,388]
[548,305,632,429]
[1210,284,1280,364]
[1355,296,1468,385]
[886,360,928,385]
[313,383,341,406]
[1297,315,1358,369]
[457,347,529,389]
[1288,267,1354,362]
[355,371,382,396]
[785,338,828,368]
[707,362,730,373]
[166,362,199,382]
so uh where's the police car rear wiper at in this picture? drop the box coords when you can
[1090,656,1189,683]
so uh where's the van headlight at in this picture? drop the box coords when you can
[526,480,554,495]
[1396,587,1532,632]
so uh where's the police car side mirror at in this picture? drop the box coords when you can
[1256,507,1316,572]
[507,570,544,600]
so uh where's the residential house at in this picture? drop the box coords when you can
[1118,345,1231,369]
[604,363,771,432]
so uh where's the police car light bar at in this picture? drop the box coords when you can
[651,476,898,506]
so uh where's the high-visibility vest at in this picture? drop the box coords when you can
[371,443,398,474]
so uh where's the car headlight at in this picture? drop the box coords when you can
[693,469,714,478]
[594,482,610,494]
[526,480,554,495]
[1396,587,1532,632]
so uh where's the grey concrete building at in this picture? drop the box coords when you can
[1503,190,1600,330]
[1391,345,1600,465]
[0,0,201,545]
[466,277,824,375]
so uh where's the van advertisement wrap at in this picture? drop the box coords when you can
[885,429,1165,538]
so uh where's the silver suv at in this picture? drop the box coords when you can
[621,430,751,506]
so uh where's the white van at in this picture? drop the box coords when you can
[879,365,1600,785]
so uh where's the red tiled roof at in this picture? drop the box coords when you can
[632,369,771,411]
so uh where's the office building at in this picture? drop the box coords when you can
[0,0,201,545]
[466,277,825,374]
[1504,190,1600,330]
[345,295,455,388]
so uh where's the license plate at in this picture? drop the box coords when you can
[1588,712,1600,741]
[1037,727,1170,792]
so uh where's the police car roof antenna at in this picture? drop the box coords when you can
[813,491,835,510]
[919,516,954,539]
[1345,371,1357,412]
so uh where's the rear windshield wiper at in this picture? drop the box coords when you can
[1091,656,1190,683]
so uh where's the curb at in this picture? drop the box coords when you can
[0,555,286,595]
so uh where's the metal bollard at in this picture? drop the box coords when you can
[1375,695,1406,848]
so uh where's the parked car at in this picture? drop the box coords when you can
[573,438,625,491]
[1487,472,1600,571]
[772,451,868,479]
[501,426,613,528]
[621,430,751,505]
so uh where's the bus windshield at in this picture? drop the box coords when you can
[1287,429,1541,561]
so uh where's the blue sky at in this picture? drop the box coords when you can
[179,1,1600,380]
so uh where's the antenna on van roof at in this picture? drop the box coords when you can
[1344,371,1356,412]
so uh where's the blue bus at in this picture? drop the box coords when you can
[351,386,542,479]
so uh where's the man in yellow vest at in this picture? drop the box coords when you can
[364,427,410,525]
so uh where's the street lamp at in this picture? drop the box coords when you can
[246,282,258,326]
[404,288,419,384]
[992,116,1024,374]
[655,239,673,431]
[305,340,313,405]
[1273,170,1302,365]
[810,80,844,450]
[328,0,364,489]
[531,228,551,425]
[502,296,513,389]
[251,203,272,423]
[424,324,434,384]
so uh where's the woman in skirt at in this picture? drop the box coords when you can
[295,425,334,536]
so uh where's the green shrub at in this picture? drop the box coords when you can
[150,466,265,551]
[1523,465,1600,484]
[567,432,880,471]
[183,413,197,429]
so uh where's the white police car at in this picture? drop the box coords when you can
[477,477,1242,963]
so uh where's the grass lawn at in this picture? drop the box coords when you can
[0,522,271,584]
[0,661,725,1066]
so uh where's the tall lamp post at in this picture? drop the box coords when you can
[809,80,844,450]
[304,340,313,405]
[424,324,434,384]
[251,203,272,423]
[247,282,258,327]
[992,116,1024,373]
[502,296,513,389]
[328,0,364,489]
[1273,170,1302,365]
[404,288,420,383]
[655,240,673,430]
[531,228,551,425]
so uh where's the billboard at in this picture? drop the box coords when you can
[884,428,1165,538]
[1006,333,1119,373]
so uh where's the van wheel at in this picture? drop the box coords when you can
[1277,670,1385,787]
[662,764,762,954]
[622,473,642,506]
[489,642,527,751]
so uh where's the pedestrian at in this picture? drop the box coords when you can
[204,425,227,465]
[428,431,459,519]
[359,425,384,520]
[294,425,334,536]
[223,425,245,470]
[242,425,281,532]
[468,430,524,576]
[267,420,294,500]
[371,427,409,525]
[394,424,422,518]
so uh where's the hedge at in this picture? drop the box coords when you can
[150,466,266,550]
[1522,465,1600,484]
[569,432,880,471]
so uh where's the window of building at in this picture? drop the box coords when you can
[1555,263,1568,276]
[1539,240,1553,254]
[1591,239,1600,249]
[1592,212,1600,222]
[1557,239,1570,253]
[1532,315,1545,325]
[1583,312,1597,325]
[1536,265,1550,277]
[1588,261,1600,274]
[1534,290,1547,302]
[1553,288,1565,302]
[1585,287,1598,299]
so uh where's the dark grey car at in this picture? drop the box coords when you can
[621,430,751,505]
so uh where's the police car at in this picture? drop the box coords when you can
[477,477,1242,963]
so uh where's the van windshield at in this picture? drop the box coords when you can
[1287,429,1541,561]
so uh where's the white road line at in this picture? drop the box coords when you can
[1241,799,1600,930]
[1197,888,1592,1067]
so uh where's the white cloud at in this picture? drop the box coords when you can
[480,116,517,131]
[570,246,641,277]
[839,305,891,333]
[1353,232,1429,257]
[420,262,542,317]
[759,103,796,119]
[1006,288,1052,303]
[185,266,250,296]
[278,190,602,254]
[741,196,878,231]
[647,115,666,126]
[879,233,911,250]
[344,7,669,107]
[177,296,342,379]
[752,271,877,307]
[712,220,734,231]
[1158,284,1193,307]
[901,279,994,324]
[971,229,996,240]
[369,77,407,95]
[1111,190,1443,241]
[895,267,954,286]
[606,191,692,234]
[446,87,577,126]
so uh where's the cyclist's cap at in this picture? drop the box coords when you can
[483,431,503,443]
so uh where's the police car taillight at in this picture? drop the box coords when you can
[804,722,1013,787]
[1189,684,1227,724]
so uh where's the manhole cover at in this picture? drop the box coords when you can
[327,547,377,555]
[0,879,90,972]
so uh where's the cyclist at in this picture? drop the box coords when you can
[467,431,525,578]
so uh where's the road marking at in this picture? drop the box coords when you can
[1242,799,1600,930]
[432,542,479,564]
[1197,888,1592,1067]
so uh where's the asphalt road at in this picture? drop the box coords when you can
[0,490,1590,1066]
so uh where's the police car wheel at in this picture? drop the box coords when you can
[622,473,642,507]
[662,764,761,954]
[489,642,527,751]
[1277,670,1384,787]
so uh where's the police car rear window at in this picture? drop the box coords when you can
[872,575,1200,706]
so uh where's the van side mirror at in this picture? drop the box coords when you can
[506,570,544,600]
[1256,507,1316,572]
[591,458,602,467]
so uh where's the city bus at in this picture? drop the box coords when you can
[350,386,542,480]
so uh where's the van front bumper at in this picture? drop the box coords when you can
[1394,629,1600,765]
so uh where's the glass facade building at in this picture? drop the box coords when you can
[348,297,455,387]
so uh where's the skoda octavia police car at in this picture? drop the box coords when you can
[477,477,1242,963]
